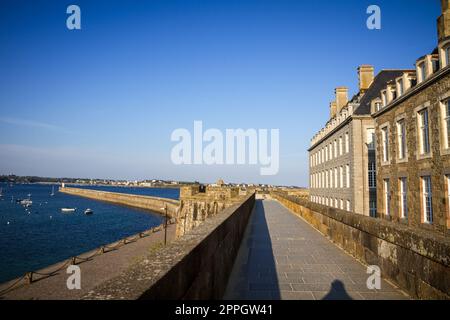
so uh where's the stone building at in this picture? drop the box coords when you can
[370,0,450,234]
[309,66,408,216]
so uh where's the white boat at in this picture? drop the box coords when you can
[84,208,93,215]
[50,186,55,196]
[20,195,32,206]
[61,208,76,213]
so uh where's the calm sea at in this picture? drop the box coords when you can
[0,183,179,284]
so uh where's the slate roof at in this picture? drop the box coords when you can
[353,70,409,115]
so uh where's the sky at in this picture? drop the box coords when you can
[0,0,442,186]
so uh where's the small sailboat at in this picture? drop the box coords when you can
[84,208,93,215]
[61,208,76,213]
[0,187,3,197]
[20,194,32,206]
[50,186,55,196]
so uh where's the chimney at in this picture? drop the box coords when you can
[358,65,374,93]
[335,87,348,114]
[438,0,450,43]
[330,101,337,119]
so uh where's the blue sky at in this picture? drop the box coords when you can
[0,0,441,186]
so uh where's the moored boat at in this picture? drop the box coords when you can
[61,208,76,213]
[84,208,93,215]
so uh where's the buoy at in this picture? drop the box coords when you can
[7,221,10,225]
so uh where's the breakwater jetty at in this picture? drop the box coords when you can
[59,187,180,217]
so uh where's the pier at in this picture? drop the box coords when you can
[59,187,180,217]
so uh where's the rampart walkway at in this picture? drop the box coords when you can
[224,200,409,300]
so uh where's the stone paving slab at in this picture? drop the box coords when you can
[224,200,409,300]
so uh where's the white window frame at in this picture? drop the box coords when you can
[418,108,430,155]
[396,119,407,160]
[399,177,408,219]
[422,176,433,224]
[368,161,376,188]
[334,168,338,188]
[443,100,450,149]
[384,179,390,216]
[345,133,349,153]
[381,126,389,163]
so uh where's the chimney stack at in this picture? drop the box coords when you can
[438,0,450,43]
[330,101,337,119]
[335,87,348,114]
[358,65,374,93]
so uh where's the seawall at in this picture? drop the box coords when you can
[59,187,180,217]
[271,191,450,300]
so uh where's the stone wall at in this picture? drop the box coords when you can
[82,193,256,300]
[175,185,245,238]
[374,67,450,234]
[59,187,180,217]
[271,191,450,299]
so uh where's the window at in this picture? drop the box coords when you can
[370,200,377,217]
[325,145,328,162]
[340,166,343,188]
[375,101,382,112]
[444,100,450,149]
[346,200,350,211]
[446,175,450,226]
[335,198,338,209]
[325,171,328,188]
[446,46,450,67]
[419,62,426,82]
[345,133,349,153]
[397,79,404,96]
[346,164,350,188]
[381,127,389,162]
[334,140,337,157]
[418,109,430,154]
[329,143,333,160]
[334,168,338,188]
[432,59,439,73]
[339,136,343,155]
[384,179,391,216]
[397,119,407,159]
[421,176,433,223]
[368,161,376,188]
[399,177,408,219]
[382,91,387,106]
[340,199,344,210]
[367,128,375,150]
[329,169,333,188]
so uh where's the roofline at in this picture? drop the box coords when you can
[372,65,450,118]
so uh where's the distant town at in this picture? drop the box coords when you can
[0,174,304,191]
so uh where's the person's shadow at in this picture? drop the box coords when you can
[322,280,353,300]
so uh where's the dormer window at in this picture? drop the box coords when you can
[375,102,382,112]
[397,79,404,96]
[432,58,439,73]
[381,91,387,106]
[418,62,426,82]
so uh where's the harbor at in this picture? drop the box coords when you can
[0,183,175,284]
